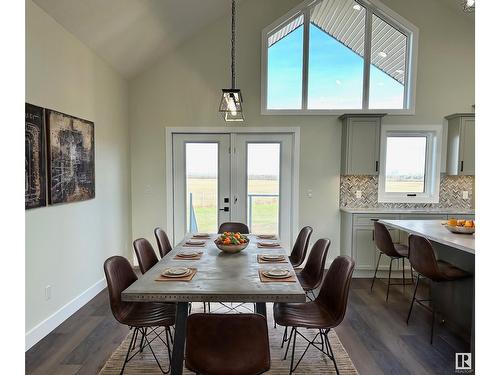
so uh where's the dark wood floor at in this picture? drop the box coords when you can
[26,278,469,374]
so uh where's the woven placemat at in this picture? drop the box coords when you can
[257,254,287,264]
[173,252,202,260]
[259,269,296,283]
[155,268,197,282]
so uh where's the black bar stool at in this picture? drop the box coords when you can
[371,221,411,301]
[406,234,470,344]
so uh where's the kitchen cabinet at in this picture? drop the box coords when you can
[340,114,385,175]
[446,113,475,175]
[340,211,474,277]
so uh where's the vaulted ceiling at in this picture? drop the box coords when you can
[32,0,229,78]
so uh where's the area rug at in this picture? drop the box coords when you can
[99,303,358,374]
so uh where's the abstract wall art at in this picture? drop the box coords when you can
[25,103,46,209]
[46,109,95,204]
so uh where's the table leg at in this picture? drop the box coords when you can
[172,302,189,375]
[256,302,267,318]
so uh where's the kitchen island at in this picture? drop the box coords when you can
[380,219,474,349]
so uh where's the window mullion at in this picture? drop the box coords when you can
[362,10,373,110]
[301,9,310,110]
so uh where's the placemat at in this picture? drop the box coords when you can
[182,242,206,247]
[173,252,203,260]
[257,254,287,264]
[257,243,282,249]
[259,269,296,283]
[256,235,278,240]
[155,268,197,282]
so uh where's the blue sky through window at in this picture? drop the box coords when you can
[267,23,405,110]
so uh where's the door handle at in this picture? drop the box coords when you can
[219,207,230,212]
[460,161,464,172]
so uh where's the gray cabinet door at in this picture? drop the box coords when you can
[343,117,381,175]
[352,227,376,270]
[459,117,475,175]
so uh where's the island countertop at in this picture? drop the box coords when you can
[379,219,475,254]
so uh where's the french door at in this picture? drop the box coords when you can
[172,132,294,247]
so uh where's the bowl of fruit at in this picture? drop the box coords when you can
[214,232,249,253]
[444,218,475,234]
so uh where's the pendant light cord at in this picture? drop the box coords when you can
[231,0,236,89]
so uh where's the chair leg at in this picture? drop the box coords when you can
[281,326,288,349]
[371,252,382,292]
[323,330,340,375]
[386,258,393,302]
[283,327,293,359]
[407,274,420,324]
[402,258,406,288]
[139,327,147,352]
[430,305,435,345]
[120,327,138,375]
[289,328,297,375]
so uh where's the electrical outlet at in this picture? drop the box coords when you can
[307,189,313,198]
[45,285,52,300]
[356,190,362,199]
[462,191,469,200]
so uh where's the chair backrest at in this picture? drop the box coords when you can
[408,234,442,280]
[373,221,399,257]
[185,313,270,375]
[289,226,313,267]
[133,238,159,274]
[300,238,330,290]
[103,256,137,324]
[218,222,250,234]
[154,227,172,258]
[317,256,355,328]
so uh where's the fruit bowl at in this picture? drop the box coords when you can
[445,225,475,234]
[215,232,249,254]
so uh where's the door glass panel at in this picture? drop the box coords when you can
[247,143,280,234]
[185,143,218,233]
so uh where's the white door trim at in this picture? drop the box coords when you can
[165,127,300,246]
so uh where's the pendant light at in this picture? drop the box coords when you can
[219,0,243,121]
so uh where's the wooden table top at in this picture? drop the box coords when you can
[122,234,306,303]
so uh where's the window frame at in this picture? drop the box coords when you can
[378,125,442,203]
[261,0,419,115]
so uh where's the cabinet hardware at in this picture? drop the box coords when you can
[375,161,379,172]
[460,161,464,172]
[370,218,379,222]
[219,207,230,212]
[372,230,374,241]
[407,194,417,197]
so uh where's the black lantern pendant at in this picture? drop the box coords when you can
[219,0,243,122]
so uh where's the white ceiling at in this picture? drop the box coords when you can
[32,0,229,78]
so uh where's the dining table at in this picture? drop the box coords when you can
[122,233,306,375]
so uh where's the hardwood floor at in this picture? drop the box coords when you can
[26,278,469,374]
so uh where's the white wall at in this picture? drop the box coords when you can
[128,0,474,262]
[25,0,130,347]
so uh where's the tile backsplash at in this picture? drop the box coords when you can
[340,175,474,209]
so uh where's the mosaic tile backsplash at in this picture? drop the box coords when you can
[340,175,474,209]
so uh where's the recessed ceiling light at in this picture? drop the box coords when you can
[396,69,404,74]
[378,51,387,58]
[353,4,361,11]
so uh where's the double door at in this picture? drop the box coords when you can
[172,133,294,246]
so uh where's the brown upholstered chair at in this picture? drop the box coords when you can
[104,256,175,374]
[406,234,469,344]
[289,226,313,268]
[296,238,330,299]
[154,227,172,258]
[134,238,159,274]
[274,256,355,374]
[218,222,250,234]
[185,313,270,375]
[371,221,411,301]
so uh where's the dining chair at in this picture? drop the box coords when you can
[104,256,176,374]
[371,221,411,301]
[218,222,250,234]
[185,313,270,375]
[289,226,313,268]
[296,238,330,300]
[154,227,172,258]
[406,234,469,344]
[274,256,355,374]
[134,238,159,274]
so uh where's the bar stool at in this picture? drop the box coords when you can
[406,234,470,344]
[371,221,411,301]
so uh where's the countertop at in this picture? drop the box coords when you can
[340,207,475,215]
[379,219,475,254]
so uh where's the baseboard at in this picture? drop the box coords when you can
[25,277,107,351]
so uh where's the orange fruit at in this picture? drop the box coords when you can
[447,218,457,227]
[464,220,474,228]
